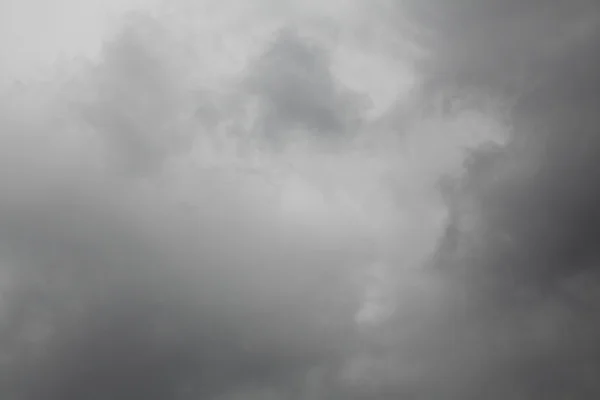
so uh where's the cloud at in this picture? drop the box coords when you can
[400,0,600,97]
[77,13,198,176]
[246,28,368,145]
[372,1,600,397]
[398,0,600,291]
[0,2,535,400]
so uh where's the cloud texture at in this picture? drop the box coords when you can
[1,0,599,399]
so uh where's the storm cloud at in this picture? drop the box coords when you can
[1,1,599,399]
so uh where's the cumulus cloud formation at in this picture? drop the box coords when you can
[1,0,598,399]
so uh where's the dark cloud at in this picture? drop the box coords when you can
[7,1,600,399]
[397,0,600,291]
[0,168,364,399]
[403,0,600,98]
[353,1,600,398]
[247,28,367,145]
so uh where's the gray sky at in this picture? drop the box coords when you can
[1,1,600,399]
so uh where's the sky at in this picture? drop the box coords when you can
[1,0,600,399]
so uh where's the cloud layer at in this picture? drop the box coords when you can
[3,0,599,399]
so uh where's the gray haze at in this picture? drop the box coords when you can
[0,1,599,399]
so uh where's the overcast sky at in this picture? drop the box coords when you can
[1,1,600,399]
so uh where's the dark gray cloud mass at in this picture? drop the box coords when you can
[395,2,600,397]
[1,1,600,400]
[403,0,600,288]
